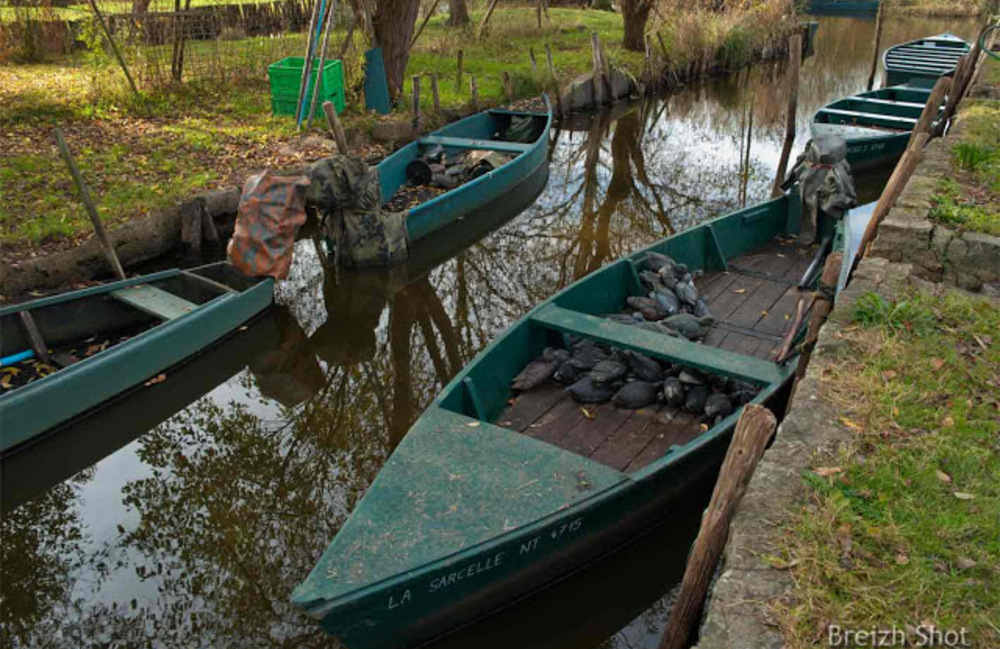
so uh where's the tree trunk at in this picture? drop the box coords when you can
[620,0,650,52]
[132,0,152,12]
[447,0,470,25]
[374,0,421,99]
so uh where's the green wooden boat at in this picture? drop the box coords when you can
[883,33,969,87]
[805,0,879,16]
[0,262,273,453]
[293,189,873,649]
[378,100,552,243]
[810,80,936,171]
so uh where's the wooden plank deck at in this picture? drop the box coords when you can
[496,237,809,472]
[497,385,706,473]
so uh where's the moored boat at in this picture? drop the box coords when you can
[805,0,879,16]
[883,33,970,87]
[811,80,936,170]
[378,99,552,243]
[0,262,273,453]
[293,175,873,647]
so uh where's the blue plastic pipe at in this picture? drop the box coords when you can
[0,349,34,367]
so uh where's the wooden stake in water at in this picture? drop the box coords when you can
[590,31,604,107]
[54,128,126,280]
[771,32,802,198]
[545,43,564,118]
[866,2,884,91]
[658,404,778,649]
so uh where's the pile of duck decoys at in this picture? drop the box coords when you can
[405,145,514,191]
[602,251,714,341]
[511,337,760,426]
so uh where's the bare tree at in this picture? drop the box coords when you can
[373,0,422,98]
[620,0,652,52]
[447,0,470,25]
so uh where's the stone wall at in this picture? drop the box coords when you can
[869,120,1000,296]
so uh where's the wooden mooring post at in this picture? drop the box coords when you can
[865,2,885,91]
[771,32,802,198]
[794,252,844,378]
[545,43,564,117]
[322,101,349,153]
[431,72,441,112]
[590,31,605,107]
[657,404,778,649]
[54,128,126,280]
[908,76,951,148]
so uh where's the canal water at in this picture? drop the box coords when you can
[0,13,981,649]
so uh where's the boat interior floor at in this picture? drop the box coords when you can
[495,237,814,474]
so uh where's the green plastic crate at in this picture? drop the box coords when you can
[268,57,345,117]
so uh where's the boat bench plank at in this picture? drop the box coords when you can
[111,285,199,321]
[419,135,531,154]
[530,304,788,385]
[847,97,927,111]
[818,108,919,125]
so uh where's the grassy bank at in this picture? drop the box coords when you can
[928,60,1000,237]
[887,0,994,18]
[775,289,1000,648]
[1,4,793,259]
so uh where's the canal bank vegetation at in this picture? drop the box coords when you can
[2,2,796,263]
[774,289,1000,648]
[929,97,1000,236]
[885,0,997,18]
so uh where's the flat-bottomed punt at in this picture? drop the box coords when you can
[0,262,273,453]
[378,101,551,243]
[883,33,970,87]
[811,80,935,170]
[293,188,872,649]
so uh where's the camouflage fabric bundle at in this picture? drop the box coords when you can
[228,171,310,279]
[308,155,408,267]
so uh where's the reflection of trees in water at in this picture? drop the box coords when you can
[1,480,86,648]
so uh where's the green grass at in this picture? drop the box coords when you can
[928,101,1000,236]
[1,4,792,249]
[776,290,1000,649]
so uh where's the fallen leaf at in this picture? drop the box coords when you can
[784,314,790,320]
[581,407,595,420]
[931,358,945,370]
[953,492,976,500]
[760,310,768,317]
[896,553,910,565]
[144,374,166,386]
[956,557,977,570]
[814,466,844,477]
[839,417,864,432]
[882,370,897,380]
[699,423,709,432]
[942,416,955,428]
[733,288,747,294]
[936,470,952,484]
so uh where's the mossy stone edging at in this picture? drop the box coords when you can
[869,95,1000,295]
[693,257,915,649]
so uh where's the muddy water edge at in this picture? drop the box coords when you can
[0,13,982,649]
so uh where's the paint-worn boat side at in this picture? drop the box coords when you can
[805,0,879,16]
[883,33,970,87]
[810,81,935,170]
[0,263,273,453]
[376,100,552,243]
[292,191,872,649]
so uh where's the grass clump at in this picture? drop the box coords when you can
[928,101,1000,236]
[776,290,1000,648]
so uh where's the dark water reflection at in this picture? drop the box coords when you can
[0,13,981,649]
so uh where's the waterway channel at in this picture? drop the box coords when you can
[0,12,982,649]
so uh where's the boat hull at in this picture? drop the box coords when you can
[311,381,792,649]
[810,123,909,171]
[883,33,970,87]
[376,102,552,243]
[0,264,273,453]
